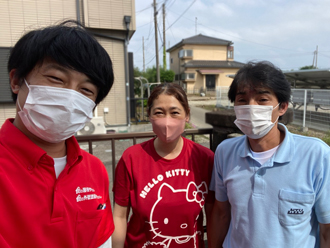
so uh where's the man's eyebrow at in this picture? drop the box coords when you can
[236,91,246,96]
[256,90,272,95]
[42,63,93,83]
[43,63,70,74]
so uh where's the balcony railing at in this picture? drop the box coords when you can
[76,128,213,183]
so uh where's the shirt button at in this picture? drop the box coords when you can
[27,165,33,170]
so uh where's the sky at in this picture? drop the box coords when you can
[128,0,330,72]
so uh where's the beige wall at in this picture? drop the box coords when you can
[182,44,229,61]
[83,0,135,33]
[169,47,181,74]
[0,0,76,47]
[0,0,135,126]
[0,103,16,128]
[169,42,239,93]
[184,67,238,93]
[96,37,126,125]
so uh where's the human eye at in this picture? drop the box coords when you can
[42,75,64,87]
[81,87,94,96]
[235,97,246,104]
[80,83,98,98]
[258,96,271,104]
[154,111,163,115]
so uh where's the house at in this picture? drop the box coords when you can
[167,34,244,94]
[0,0,136,128]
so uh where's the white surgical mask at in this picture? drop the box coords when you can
[18,79,96,143]
[234,103,279,139]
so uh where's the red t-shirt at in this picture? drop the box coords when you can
[113,137,214,248]
[0,119,114,248]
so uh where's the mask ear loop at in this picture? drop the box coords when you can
[17,79,31,112]
[273,103,280,110]
[272,103,281,124]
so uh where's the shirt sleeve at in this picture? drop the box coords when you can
[314,150,330,224]
[213,145,229,202]
[113,155,131,206]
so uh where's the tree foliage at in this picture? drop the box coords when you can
[133,66,175,98]
[300,65,317,70]
[135,66,175,83]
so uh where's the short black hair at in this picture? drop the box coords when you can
[228,61,291,104]
[8,20,114,105]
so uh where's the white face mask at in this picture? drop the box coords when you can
[18,79,96,143]
[234,103,279,139]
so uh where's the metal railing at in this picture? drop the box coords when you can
[76,128,213,182]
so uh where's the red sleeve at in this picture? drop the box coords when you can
[113,155,132,207]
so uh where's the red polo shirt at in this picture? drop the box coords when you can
[0,119,114,248]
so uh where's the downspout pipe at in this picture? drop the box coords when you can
[124,16,132,127]
[76,0,80,23]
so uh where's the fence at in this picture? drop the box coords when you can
[291,89,330,132]
[215,87,330,132]
[216,86,232,108]
[186,86,217,95]
[76,128,213,203]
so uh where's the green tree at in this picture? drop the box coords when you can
[300,65,317,70]
[133,66,175,98]
[160,68,175,82]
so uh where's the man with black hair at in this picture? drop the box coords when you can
[0,21,114,247]
[208,61,330,248]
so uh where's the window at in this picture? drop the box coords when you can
[179,49,193,58]
[181,73,195,80]
[0,47,12,103]
[171,58,173,64]
[227,46,234,59]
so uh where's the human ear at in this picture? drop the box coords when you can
[278,102,289,116]
[185,108,190,122]
[9,69,20,94]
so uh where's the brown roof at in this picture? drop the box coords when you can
[167,34,233,52]
[184,60,245,68]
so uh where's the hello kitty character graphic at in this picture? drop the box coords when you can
[143,181,208,248]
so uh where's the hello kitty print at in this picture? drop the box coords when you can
[143,182,208,248]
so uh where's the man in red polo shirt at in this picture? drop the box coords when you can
[0,21,114,248]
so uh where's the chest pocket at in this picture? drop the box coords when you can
[278,189,314,226]
[75,210,104,248]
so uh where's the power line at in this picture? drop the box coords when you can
[136,5,152,14]
[166,0,196,31]
[166,8,296,52]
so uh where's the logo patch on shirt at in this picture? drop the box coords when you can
[75,186,102,202]
[287,208,304,214]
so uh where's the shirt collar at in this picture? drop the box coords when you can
[0,119,83,170]
[241,123,293,164]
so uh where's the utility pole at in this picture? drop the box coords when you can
[195,17,197,35]
[143,36,145,72]
[312,45,318,68]
[163,3,166,70]
[153,0,160,83]
[315,45,318,68]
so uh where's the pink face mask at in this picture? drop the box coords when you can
[150,117,186,143]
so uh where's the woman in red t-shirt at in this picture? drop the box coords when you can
[112,83,214,248]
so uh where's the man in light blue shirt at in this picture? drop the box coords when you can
[208,61,330,248]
